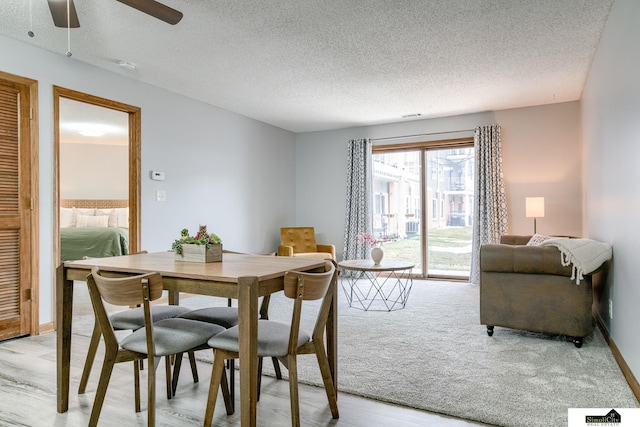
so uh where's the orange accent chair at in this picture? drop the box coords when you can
[278,227,335,260]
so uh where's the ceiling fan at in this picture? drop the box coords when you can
[46,0,183,28]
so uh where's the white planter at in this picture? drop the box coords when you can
[370,247,384,265]
[175,243,223,263]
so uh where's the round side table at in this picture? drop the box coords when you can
[338,259,414,311]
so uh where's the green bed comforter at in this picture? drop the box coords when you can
[60,227,129,261]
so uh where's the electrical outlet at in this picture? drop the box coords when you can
[609,299,613,319]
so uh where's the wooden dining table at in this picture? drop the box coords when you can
[56,251,337,426]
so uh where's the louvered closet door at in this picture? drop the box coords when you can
[0,80,31,340]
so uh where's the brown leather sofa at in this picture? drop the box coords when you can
[479,235,602,347]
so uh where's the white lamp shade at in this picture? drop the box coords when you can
[525,197,545,218]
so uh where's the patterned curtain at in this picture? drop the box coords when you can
[343,138,372,262]
[469,125,508,285]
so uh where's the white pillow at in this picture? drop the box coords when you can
[114,207,129,228]
[96,208,118,227]
[71,208,95,227]
[526,234,551,246]
[60,208,73,228]
[76,214,109,228]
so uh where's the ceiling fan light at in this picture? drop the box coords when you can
[79,129,106,137]
[65,122,114,137]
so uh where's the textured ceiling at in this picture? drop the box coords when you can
[0,0,614,133]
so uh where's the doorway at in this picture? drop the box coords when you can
[372,138,474,279]
[53,87,141,266]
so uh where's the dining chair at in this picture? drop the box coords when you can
[85,266,232,427]
[171,250,282,408]
[78,251,198,399]
[202,260,339,427]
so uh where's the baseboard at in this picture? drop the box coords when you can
[595,314,640,403]
[38,322,55,334]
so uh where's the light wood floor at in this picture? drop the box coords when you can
[0,332,490,426]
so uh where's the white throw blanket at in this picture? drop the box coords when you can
[541,238,612,284]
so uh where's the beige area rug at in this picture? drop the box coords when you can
[72,279,639,427]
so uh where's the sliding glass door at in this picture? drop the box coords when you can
[425,147,474,277]
[372,140,474,279]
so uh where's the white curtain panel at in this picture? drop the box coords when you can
[342,138,372,262]
[470,125,508,284]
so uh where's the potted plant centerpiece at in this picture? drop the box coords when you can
[172,225,223,263]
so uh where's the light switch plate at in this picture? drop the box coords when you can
[156,190,167,202]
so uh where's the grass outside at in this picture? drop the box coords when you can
[382,226,472,273]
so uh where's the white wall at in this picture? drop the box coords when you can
[0,35,296,325]
[295,101,582,260]
[60,143,128,199]
[582,0,640,384]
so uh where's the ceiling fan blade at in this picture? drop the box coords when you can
[47,0,81,28]
[116,0,183,25]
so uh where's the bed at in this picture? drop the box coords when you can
[60,199,130,261]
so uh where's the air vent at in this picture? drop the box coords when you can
[402,113,422,119]
[117,60,137,71]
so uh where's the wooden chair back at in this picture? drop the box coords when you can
[90,267,163,306]
[283,261,336,355]
[283,261,334,300]
[86,267,163,353]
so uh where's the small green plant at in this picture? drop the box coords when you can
[172,225,222,255]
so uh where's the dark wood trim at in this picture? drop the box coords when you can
[374,137,474,152]
[28,76,39,336]
[595,314,640,403]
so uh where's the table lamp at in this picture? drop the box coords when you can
[525,197,544,233]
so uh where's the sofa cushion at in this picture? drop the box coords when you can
[527,234,551,246]
[280,227,318,253]
[293,252,334,259]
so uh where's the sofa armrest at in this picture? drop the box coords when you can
[480,243,572,276]
[278,245,294,257]
[317,244,336,260]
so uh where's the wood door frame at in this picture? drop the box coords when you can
[52,86,141,276]
[0,70,39,336]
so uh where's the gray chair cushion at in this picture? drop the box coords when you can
[208,319,311,357]
[121,318,225,357]
[110,305,191,331]
[177,307,239,328]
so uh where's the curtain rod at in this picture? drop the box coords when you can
[371,128,475,142]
